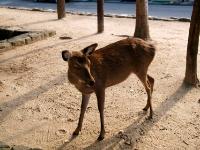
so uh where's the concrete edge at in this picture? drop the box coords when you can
[0,27,56,52]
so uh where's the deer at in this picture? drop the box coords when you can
[61,37,156,141]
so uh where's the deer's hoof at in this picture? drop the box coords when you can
[73,129,80,136]
[147,113,153,120]
[142,108,148,111]
[143,107,148,111]
[97,135,104,141]
[73,131,79,136]
[148,115,153,120]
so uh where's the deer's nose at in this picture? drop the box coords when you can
[88,80,95,87]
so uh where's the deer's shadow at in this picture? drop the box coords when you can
[57,82,192,150]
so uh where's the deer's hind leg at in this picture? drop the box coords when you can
[136,72,154,118]
[147,74,154,94]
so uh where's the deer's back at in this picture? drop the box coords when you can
[90,38,155,87]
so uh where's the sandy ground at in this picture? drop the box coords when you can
[0,8,200,150]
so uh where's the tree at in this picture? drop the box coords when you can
[134,0,150,40]
[97,0,104,33]
[184,0,200,86]
[57,0,66,19]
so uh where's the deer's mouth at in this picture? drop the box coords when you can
[86,80,95,87]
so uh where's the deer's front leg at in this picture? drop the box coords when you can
[73,93,90,136]
[95,88,105,141]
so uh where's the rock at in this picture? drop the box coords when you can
[11,145,42,150]
[28,32,42,42]
[35,106,40,112]
[0,41,12,51]
[42,31,50,39]
[198,99,200,103]
[8,37,25,46]
[182,140,189,145]
[0,148,10,150]
[124,138,132,146]
[11,145,30,150]
[117,130,128,140]
[0,29,56,52]
[0,141,10,148]
[47,30,56,37]
[139,128,145,135]
[104,14,113,17]
[17,33,32,44]
[160,127,167,131]
[56,129,67,136]
[118,130,124,135]
[178,18,190,22]
[57,129,67,135]
[32,8,43,12]
[59,35,72,40]
[43,117,48,120]
[170,17,178,20]
[67,118,74,122]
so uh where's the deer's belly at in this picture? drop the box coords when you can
[106,71,131,87]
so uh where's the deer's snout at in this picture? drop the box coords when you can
[88,80,95,87]
[84,67,95,87]
[86,74,95,87]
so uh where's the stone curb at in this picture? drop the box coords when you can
[0,27,56,53]
[0,6,191,23]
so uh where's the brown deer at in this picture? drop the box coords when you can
[61,38,155,141]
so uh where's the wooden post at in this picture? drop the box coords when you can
[57,0,66,19]
[97,0,104,33]
[184,0,200,86]
[134,0,150,40]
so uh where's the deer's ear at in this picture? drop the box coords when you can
[82,43,98,56]
[62,50,71,61]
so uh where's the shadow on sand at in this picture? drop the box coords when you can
[0,33,98,64]
[57,82,192,150]
[0,73,67,123]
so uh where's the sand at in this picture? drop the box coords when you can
[0,7,200,150]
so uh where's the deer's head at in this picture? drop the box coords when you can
[62,43,98,92]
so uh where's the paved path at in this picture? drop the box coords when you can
[0,0,192,18]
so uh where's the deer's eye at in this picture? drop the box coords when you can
[73,63,81,69]
[77,58,84,64]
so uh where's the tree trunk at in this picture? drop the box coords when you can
[57,0,66,19]
[184,0,200,86]
[97,0,104,33]
[134,0,150,40]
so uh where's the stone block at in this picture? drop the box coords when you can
[0,41,12,51]
[47,30,56,37]
[8,36,26,46]
[0,28,56,52]
[28,32,42,42]
[18,33,32,44]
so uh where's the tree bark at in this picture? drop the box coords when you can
[184,0,200,86]
[57,0,66,19]
[134,0,150,40]
[97,0,104,33]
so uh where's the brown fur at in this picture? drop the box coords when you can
[62,37,156,140]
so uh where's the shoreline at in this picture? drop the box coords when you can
[0,5,191,22]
